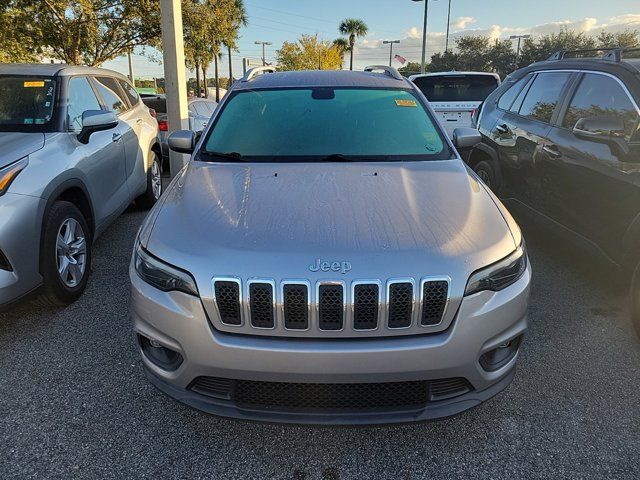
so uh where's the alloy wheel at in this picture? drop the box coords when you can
[56,218,87,288]
[151,160,162,200]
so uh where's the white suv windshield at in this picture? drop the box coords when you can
[0,76,56,130]
[202,88,452,161]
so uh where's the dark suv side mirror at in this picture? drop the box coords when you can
[78,110,118,144]
[573,116,630,157]
[452,127,482,151]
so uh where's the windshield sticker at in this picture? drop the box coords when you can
[395,99,417,107]
[24,81,45,88]
[23,119,34,124]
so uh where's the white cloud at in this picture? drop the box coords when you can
[350,12,640,69]
[453,17,475,30]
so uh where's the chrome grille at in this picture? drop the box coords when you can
[210,276,451,337]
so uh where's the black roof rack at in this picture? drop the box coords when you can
[547,47,640,62]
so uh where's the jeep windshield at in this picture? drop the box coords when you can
[0,76,57,132]
[200,87,453,162]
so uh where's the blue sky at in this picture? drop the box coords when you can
[105,0,640,79]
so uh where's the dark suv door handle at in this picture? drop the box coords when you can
[543,144,562,158]
[495,123,510,134]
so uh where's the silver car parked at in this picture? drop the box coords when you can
[131,66,531,424]
[0,64,161,308]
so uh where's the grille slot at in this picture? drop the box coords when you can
[353,284,379,330]
[214,280,242,325]
[421,280,449,326]
[189,377,233,400]
[249,282,274,328]
[188,376,474,412]
[429,378,472,401]
[283,284,309,330]
[388,282,413,328]
[318,284,344,330]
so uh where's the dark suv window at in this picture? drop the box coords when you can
[497,75,532,111]
[562,73,640,141]
[517,72,572,123]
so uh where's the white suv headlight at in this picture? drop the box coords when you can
[464,242,528,296]
[134,242,198,296]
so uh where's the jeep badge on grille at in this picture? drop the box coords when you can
[309,259,352,274]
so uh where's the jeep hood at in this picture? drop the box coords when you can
[0,132,45,169]
[146,160,517,285]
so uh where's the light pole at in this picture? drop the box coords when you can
[254,41,272,66]
[383,40,401,67]
[509,34,530,69]
[411,0,430,74]
[445,0,452,52]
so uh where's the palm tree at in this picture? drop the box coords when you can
[338,18,368,70]
[223,0,248,84]
[332,38,350,69]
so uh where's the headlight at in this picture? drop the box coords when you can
[134,242,198,296]
[0,157,28,196]
[464,241,528,296]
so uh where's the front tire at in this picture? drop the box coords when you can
[38,201,92,306]
[629,262,640,338]
[137,153,162,210]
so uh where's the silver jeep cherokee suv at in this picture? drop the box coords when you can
[131,66,531,424]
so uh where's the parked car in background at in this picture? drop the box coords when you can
[141,95,217,172]
[410,72,500,137]
[131,66,530,424]
[466,48,640,337]
[0,64,161,308]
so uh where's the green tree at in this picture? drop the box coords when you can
[596,30,640,49]
[276,34,343,71]
[332,38,350,69]
[398,61,422,77]
[0,0,160,66]
[518,30,596,67]
[428,50,460,72]
[338,18,368,70]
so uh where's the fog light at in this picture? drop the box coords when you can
[480,335,523,372]
[138,334,183,371]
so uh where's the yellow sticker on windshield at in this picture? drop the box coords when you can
[24,81,45,88]
[395,99,417,107]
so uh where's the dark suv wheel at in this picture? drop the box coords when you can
[38,201,92,306]
[473,160,501,193]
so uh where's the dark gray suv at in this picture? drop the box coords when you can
[467,47,640,337]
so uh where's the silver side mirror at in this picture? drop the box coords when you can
[167,130,196,154]
[78,110,118,144]
[452,127,482,151]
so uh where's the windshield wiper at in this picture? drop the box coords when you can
[200,150,247,162]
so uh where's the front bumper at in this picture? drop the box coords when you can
[130,264,530,424]
[0,193,45,308]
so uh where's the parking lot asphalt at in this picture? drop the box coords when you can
[1,205,639,480]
